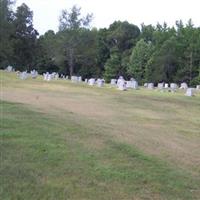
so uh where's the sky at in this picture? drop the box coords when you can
[15,0,200,35]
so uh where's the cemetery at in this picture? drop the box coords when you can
[7,67,200,96]
[1,69,200,200]
[1,1,200,199]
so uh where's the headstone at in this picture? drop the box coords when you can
[127,80,138,89]
[164,83,169,88]
[170,83,178,92]
[132,81,139,89]
[30,70,38,79]
[85,79,88,83]
[43,72,48,81]
[118,80,127,91]
[117,76,124,88]
[180,82,188,89]
[97,79,104,87]
[126,81,132,88]
[47,74,52,81]
[158,83,164,90]
[19,71,28,80]
[110,79,117,86]
[71,76,78,83]
[55,73,59,80]
[78,76,82,82]
[196,85,200,90]
[144,83,148,87]
[147,83,154,89]
[5,65,13,72]
[88,78,95,86]
[185,88,195,96]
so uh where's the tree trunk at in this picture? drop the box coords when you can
[69,48,74,76]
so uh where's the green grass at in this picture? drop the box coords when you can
[1,101,200,200]
[1,71,200,199]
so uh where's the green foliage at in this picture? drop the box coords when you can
[59,5,93,31]
[104,48,122,82]
[12,3,38,70]
[35,30,58,73]
[0,2,200,85]
[128,39,154,83]
[107,21,140,51]
[0,0,15,68]
[145,36,179,83]
[57,6,95,76]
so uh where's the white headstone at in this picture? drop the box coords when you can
[118,80,127,91]
[164,83,169,88]
[97,79,104,87]
[180,82,188,89]
[55,73,59,80]
[20,71,28,80]
[6,66,13,72]
[110,79,117,86]
[71,76,78,83]
[47,74,52,81]
[185,88,195,96]
[196,85,200,90]
[147,83,154,89]
[43,72,48,81]
[30,70,38,79]
[158,83,164,90]
[78,76,82,82]
[170,83,178,92]
[127,80,138,89]
[117,76,125,88]
[88,78,95,86]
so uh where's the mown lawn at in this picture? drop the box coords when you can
[1,71,200,199]
[1,100,200,200]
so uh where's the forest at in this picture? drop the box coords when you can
[1,0,200,85]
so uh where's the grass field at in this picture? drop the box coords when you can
[1,70,200,199]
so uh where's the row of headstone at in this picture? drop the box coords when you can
[87,78,105,87]
[43,72,59,81]
[60,74,69,80]
[17,70,38,80]
[71,76,82,83]
[146,82,187,91]
[109,77,139,91]
[143,82,200,97]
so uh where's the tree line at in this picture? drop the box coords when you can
[1,0,200,85]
